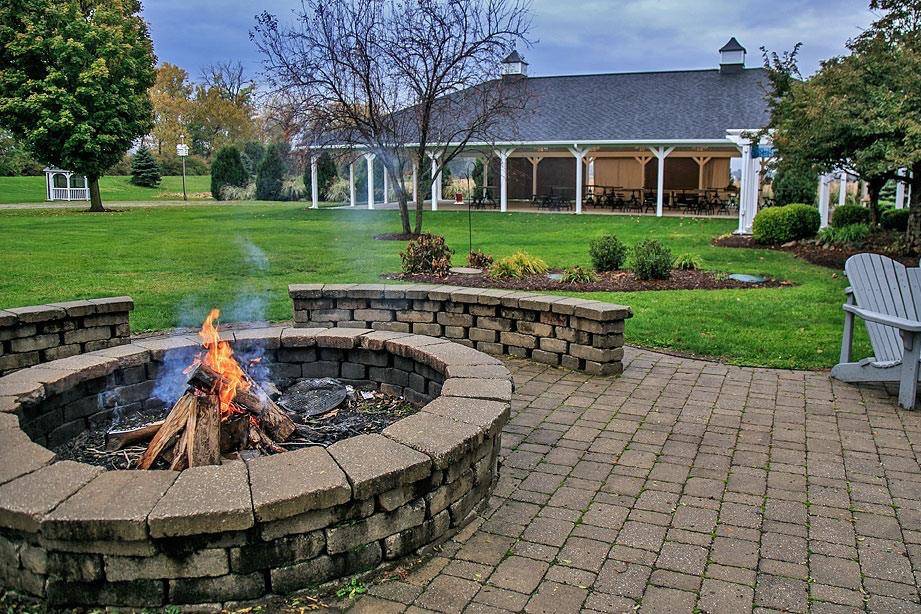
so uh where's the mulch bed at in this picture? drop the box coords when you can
[382,269,788,292]
[712,233,919,270]
[55,383,418,470]
[374,232,416,241]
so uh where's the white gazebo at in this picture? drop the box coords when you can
[44,167,89,201]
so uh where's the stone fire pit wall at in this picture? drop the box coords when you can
[290,284,632,375]
[0,297,134,376]
[0,328,510,608]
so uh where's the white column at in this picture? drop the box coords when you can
[412,164,418,204]
[649,146,675,217]
[65,173,72,201]
[837,170,847,207]
[896,167,906,209]
[818,173,832,229]
[427,151,441,211]
[494,148,515,212]
[482,157,489,196]
[737,144,751,234]
[349,162,356,207]
[588,157,595,185]
[382,167,389,205]
[568,146,589,214]
[527,156,541,197]
[310,156,319,209]
[365,153,375,209]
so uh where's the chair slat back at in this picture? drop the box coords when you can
[845,254,919,363]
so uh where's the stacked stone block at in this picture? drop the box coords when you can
[290,284,631,375]
[0,297,133,376]
[0,327,509,608]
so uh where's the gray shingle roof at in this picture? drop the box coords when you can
[720,37,746,53]
[490,67,771,142]
[502,50,527,64]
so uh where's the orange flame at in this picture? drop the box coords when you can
[197,308,250,418]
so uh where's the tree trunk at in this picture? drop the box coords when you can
[906,162,921,253]
[413,159,424,235]
[867,176,885,226]
[398,192,411,235]
[87,175,105,212]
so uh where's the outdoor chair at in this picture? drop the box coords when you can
[832,253,921,409]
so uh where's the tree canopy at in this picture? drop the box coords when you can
[0,0,156,211]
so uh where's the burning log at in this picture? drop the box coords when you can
[186,363,295,442]
[137,395,196,470]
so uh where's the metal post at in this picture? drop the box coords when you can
[181,157,187,202]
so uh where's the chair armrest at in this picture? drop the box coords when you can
[844,286,853,296]
[843,304,921,332]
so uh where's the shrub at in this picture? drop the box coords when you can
[326,177,350,202]
[129,147,161,187]
[752,206,792,244]
[752,204,820,244]
[589,233,628,271]
[632,239,672,280]
[784,204,821,239]
[401,233,453,276]
[673,253,702,271]
[220,183,255,201]
[817,223,870,246]
[467,250,494,269]
[831,204,870,228]
[881,207,909,232]
[155,153,209,176]
[255,142,288,200]
[489,251,549,279]
[559,265,599,284]
[210,146,247,201]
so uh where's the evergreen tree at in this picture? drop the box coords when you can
[130,146,161,187]
[241,141,264,178]
[772,160,817,206]
[256,142,287,200]
[306,152,338,199]
[210,145,247,200]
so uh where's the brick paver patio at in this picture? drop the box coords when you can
[345,347,921,614]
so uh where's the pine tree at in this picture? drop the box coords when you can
[256,142,287,200]
[130,147,162,187]
[210,146,248,200]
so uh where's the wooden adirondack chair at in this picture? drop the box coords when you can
[832,253,921,409]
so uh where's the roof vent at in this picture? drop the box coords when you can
[501,49,528,79]
[719,37,746,74]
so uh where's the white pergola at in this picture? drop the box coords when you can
[311,130,771,232]
[44,167,89,202]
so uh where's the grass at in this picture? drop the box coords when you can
[0,175,212,203]
[0,202,867,370]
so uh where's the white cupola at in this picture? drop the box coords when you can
[501,50,528,79]
[719,37,746,74]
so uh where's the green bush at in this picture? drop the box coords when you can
[210,146,247,201]
[632,239,672,280]
[772,161,817,206]
[400,233,453,276]
[466,250,494,269]
[881,208,909,231]
[752,204,820,244]
[831,204,870,228]
[559,265,599,284]
[589,233,628,271]
[817,223,870,246]
[255,142,288,201]
[155,153,209,176]
[785,204,821,239]
[129,147,161,187]
[489,251,549,279]
[673,253,702,271]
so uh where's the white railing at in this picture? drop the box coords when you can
[50,187,89,201]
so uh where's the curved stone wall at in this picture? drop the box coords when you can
[0,328,509,608]
[289,284,632,375]
[0,297,134,376]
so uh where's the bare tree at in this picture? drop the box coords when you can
[201,60,255,106]
[253,0,532,234]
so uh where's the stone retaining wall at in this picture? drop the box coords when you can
[0,297,133,376]
[0,328,510,608]
[289,284,632,375]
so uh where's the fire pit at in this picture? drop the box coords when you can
[0,324,510,608]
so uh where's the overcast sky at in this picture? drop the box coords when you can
[143,0,876,80]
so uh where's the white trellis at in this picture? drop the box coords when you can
[44,167,89,201]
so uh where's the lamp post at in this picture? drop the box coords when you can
[176,135,189,202]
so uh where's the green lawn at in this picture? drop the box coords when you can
[0,175,212,203]
[0,203,864,370]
